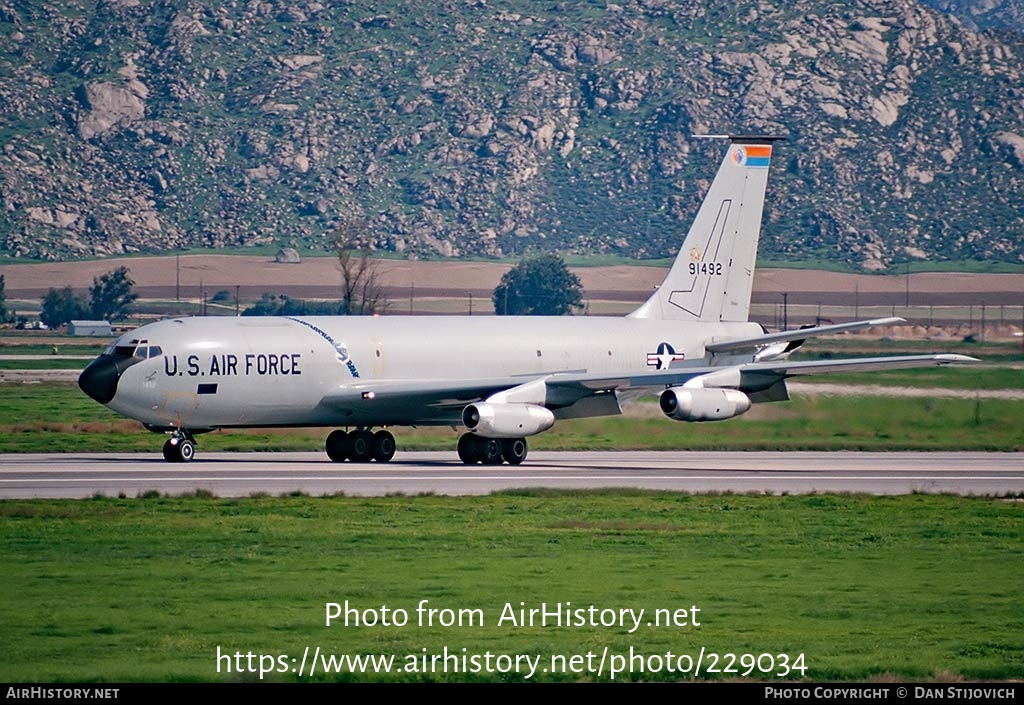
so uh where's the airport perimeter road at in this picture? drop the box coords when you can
[2,451,1022,498]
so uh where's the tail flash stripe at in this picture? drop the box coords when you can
[733,144,772,168]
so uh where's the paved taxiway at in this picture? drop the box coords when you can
[2,451,1022,498]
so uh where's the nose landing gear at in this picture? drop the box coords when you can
[162,431,196,463]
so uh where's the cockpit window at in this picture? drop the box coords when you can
[105,340,160,359]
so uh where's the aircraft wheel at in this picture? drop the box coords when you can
[176,438,195,463]
[346,429,375,463]
[326,430,348,462]
[372,430,396,463]
[162,438,178,463]
[502,438,528,466]
[480,438,504,465]
[163,436,195,463]
[457,433,482,464]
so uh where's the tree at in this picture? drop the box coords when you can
[242,293,343,316]
[89,266,137,321]
[333,219,389,315]
[40,287,90,329]
[492,253,584,315]
[242,292,286,316]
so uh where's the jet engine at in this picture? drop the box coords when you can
[659,387,751,422]
[462,403,555,438]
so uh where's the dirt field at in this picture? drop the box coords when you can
[2,254,1022,335]
[4,253,1022,299]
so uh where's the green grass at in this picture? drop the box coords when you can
[788,366,1024,391]
[535,396,1024,452]
[2,382,1022,454]
[0,492,1020,682]
[0,343,106,356]
[0,359,90,370]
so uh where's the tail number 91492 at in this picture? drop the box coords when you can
[689,262,724,276]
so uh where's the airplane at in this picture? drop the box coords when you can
[78,134,977,464]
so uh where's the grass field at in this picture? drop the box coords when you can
[790,365,1024,391]
[0,359,93,370]
[2,345,1021,683]
[2,379,1023,454]
[1,492,1021,682]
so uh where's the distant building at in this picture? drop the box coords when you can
[68,320,113,336]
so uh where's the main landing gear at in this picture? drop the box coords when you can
[321,429,528,465]
[162,430,196,463]
[457,434,528,465]
[325,428,397,463]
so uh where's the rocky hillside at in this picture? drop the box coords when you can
[920,0,1024,32]
[1,0,1022,269]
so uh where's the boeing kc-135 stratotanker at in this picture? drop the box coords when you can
[78,135,977,463]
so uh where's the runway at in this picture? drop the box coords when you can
[2,451,1022,498]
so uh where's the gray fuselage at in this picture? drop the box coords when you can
[98,314,761,430]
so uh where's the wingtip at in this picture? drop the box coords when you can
[934,354,981,364]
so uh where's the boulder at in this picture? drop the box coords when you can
[275,247,300,264]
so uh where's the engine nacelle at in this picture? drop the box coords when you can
[462,403,555,438]
[659,387,751,422]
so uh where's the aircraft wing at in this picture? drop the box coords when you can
[730,353,980,377]
[319,353,978,424]
[544,353,980,406]
[547,353,979,393]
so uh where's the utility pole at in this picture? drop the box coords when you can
[905,260,910,307]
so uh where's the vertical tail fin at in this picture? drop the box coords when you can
[629,135,782,322]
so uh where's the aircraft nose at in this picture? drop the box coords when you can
[78,355,121,404]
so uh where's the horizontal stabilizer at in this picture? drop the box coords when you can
[706,317,905,354]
